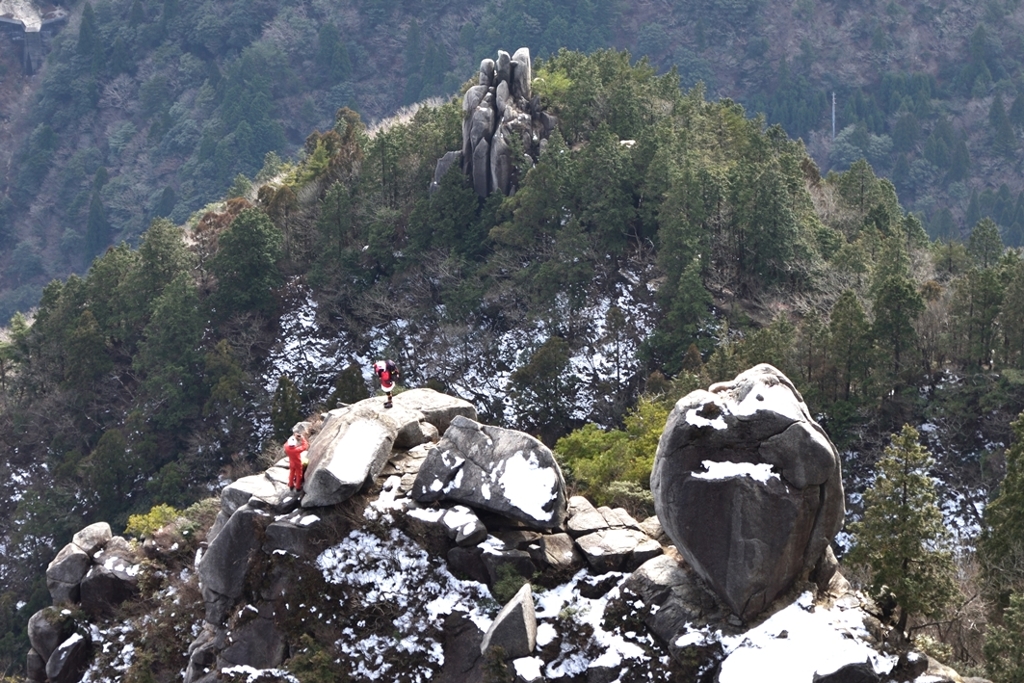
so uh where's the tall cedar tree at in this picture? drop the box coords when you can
[848,424,958,635]
[980,413,1024,600]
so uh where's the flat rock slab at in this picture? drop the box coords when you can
[411,416,567,530]
[576,528,663,573]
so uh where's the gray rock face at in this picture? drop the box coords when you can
[391,387,478,436]
[45,544,90,605]
[301,404,396,508]
[45,632,90,683]
[411,415,567,530]
[72,522,111,556]
[199,506,265,624]
[510,47,532,100]
[576,528,663,573]
[651,364,845,621]
[216,608,286,671]
[27,608,75,663]
[480,582,536,660]
[618,553,727,664]
[435,46,553,198]
[263,510,323,556]
[221,464,291,515]
[79,541,140,617]
[430,150,463,194]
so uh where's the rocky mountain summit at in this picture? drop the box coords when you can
[26,375,988,683]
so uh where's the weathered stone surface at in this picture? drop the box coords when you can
[441,506,488,546]
[479,59,495,88]
[532,533,584,572]
[480,582,536,660]
[436,612,485,683]
[26,647,45,683]
[495,79,510,118]
[80,542,140,617]
[199,506,265,624]
[447,546,490,585]
[510,47,531,100]
[184,624,226,683]
[411,416,567,529]
[27,608,75,662]
[481,547,536,586]
[566,497,640,537]
[221,467,289,515]
[216,608,286,671]
[430,150,463,194]
[472,137,490,197]
[391,387,477,436]
[494,50,512,87]
[619,554,726,649]
[576,528,662,573]
[301,404,396,508]
[263,510,322,556]
[45,632,90,683]
[72,522,111,556]
[651,364,845,621]
[490,128,512,196]
[46,544,91,604]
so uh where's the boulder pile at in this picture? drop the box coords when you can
[28,522,141,682]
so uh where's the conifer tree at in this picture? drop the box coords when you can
[968,217,1004,268]
[828,290,872,401]
[848,424,958,635]
[984,592,1024,683]
[979,414,1024,599]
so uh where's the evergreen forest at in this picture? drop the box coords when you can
[1,1,1024,677]
[5,0,1024,319]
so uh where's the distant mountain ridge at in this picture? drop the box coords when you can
[1,0,1024,319]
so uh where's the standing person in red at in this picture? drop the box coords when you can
[373,360,399,408]
[284,431,309,491]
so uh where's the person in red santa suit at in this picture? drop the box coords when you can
[284,431,309,491]
[373,359,399,408]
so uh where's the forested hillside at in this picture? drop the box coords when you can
[2,46,1024,678]
[3,0,1024,319]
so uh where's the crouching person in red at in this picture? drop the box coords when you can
[284,431,309,491]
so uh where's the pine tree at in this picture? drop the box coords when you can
[980,414,1024,599]
[984,592,1024,683]
[848,425,958,635]
[829,290,872,401]
[872,274,924,379]
[968,217,1004,268]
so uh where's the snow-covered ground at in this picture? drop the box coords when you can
[262,271,657,431]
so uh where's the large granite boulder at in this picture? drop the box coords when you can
[411,416,567,530]
[45,544,91,605]
[79,537,140,617]
[651,364,845,621]
[198,506,265,624]
[390,387,477,436]
[301,404,397,508]
[45,631,90,683]
[27,608,76,664]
